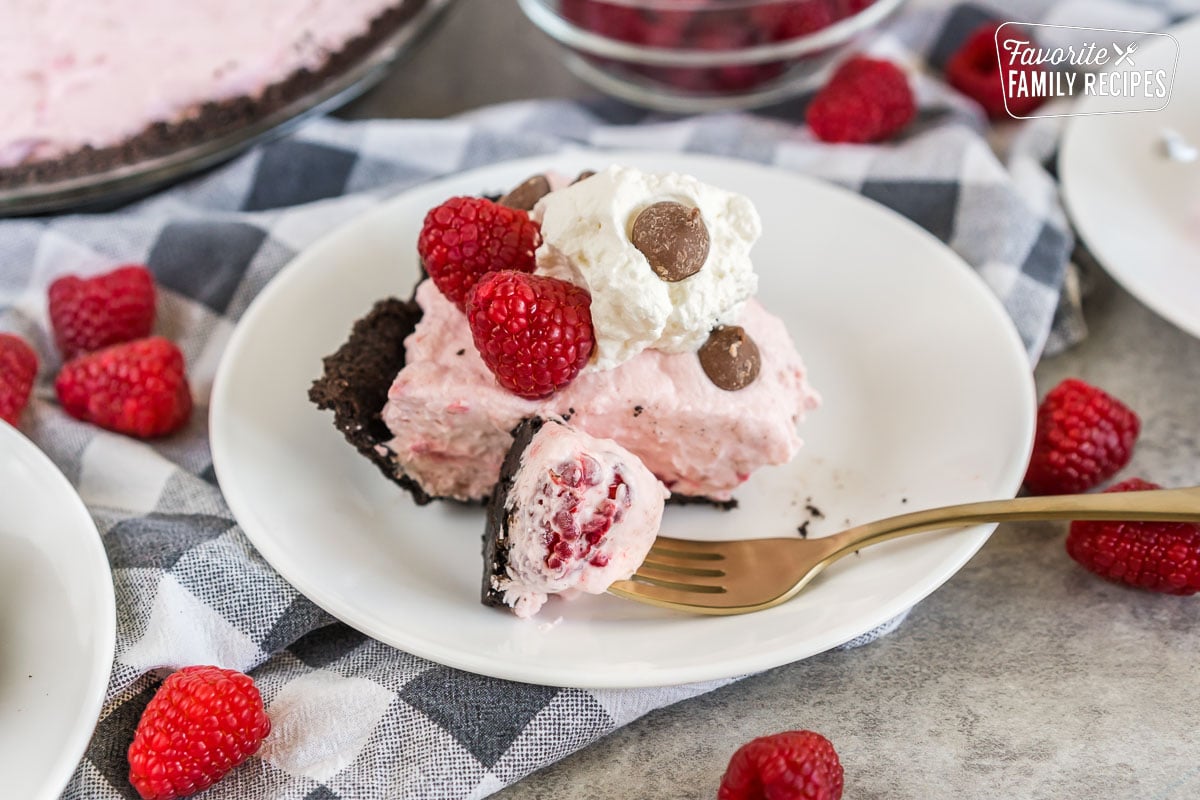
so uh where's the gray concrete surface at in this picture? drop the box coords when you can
[342,2,1200,796]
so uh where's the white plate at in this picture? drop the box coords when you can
[1060,18,1200,340]
[211,152,1034,689]
[0,423,115,798]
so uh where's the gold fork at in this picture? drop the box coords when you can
[607,485,1200,615]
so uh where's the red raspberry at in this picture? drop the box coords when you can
[48,264,156,359]
[417,196,540,311]
[0,333,38,426]
[806,57,915,143]
[719,730,844,800]
[55,336,192,438]
[466,271,594,399]
[945,22,1046,118]
[776,3,836,40]
[127,665,271,800]
[1066,478,1200,595]
[1024,378,1140,495]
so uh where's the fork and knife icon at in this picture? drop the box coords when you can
[1112,41,1138,67]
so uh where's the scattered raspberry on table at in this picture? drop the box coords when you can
[0,332,38,426]
[1066,478,1200,595]
[417,196,541,311]
[719,729,844,800]
[128,665,271,800]
[466,270,595,399]
[806,56,915,144]
[1024,378,1140,495]
[55,336,192,438]
[48,264,156,359]
[945,22,1047,119]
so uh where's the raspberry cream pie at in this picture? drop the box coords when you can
[0,0,427,189]
[311,165,819,505]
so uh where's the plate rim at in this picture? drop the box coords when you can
[211,150,1035,688]
[0,423,116,798]
[1059,16,1200,341]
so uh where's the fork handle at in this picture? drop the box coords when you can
[824,485,1200,557]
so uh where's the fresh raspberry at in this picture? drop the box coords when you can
[48,264,156,359]
[1024,378,1140,495]
[719,730,844,800]
[417,196,540,311]
[945,22,1046,118]
[127,665,271,800]
[1066,478,1200,595]
[466,271,594,399]
[806,56,915,143]
[55,336,192,438]
[776,3,836,40]
[0,333,38,426]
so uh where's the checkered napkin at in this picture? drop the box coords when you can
[2,0,1176,796]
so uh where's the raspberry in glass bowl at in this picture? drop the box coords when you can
[517,0,907,111]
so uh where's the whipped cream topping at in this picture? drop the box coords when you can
[0,0,401,167]
[532,166,761,371]
[493,421,667,618]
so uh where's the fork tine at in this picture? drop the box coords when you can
[607,579,727,609]
[650,534,726,551]
[641,548,725,572]
[648,536,726,559]
[634,561,726,584]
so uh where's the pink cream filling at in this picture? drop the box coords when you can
[381,280,819,502]
[495,422,667,618]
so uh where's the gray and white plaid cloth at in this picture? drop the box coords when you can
[1,1,1183,797]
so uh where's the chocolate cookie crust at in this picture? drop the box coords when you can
[481,417,548,609]
[308,296,432,505]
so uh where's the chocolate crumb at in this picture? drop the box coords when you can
[630,201,710,282]
[456,348,465,356]
[498,174,551,211]
[901,497,908,504]
[698,326,761,391]
[805,503,824,519]
[797,521,810,538]
[572,170,597,184]
[568,408,575,415]
[633,405,644,417]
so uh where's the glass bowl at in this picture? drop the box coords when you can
[517,0,906,112]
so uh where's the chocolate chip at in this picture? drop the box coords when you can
[498,174,551,211]
[630,201,710,282]
[698,326,761,391]
[572,170,596,184]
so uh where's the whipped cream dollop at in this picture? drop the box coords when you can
[531,166,761,371]
[493,421,667,619]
